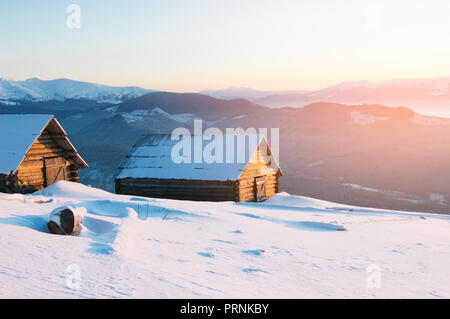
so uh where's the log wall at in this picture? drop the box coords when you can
[14,132,80,192]
[237,145,281,202]
[116,178,237,201]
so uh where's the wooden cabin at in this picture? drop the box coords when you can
[115,134,283,202]
[0,114,88,193]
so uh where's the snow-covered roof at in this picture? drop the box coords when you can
[116,134,279,181]
[0,114,87,175]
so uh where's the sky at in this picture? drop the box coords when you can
[1,0,449,92]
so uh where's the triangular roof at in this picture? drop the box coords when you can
[240,135,283,179]
[115,133,282,181]
[0,114,88,175]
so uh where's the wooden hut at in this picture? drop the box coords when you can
[0,114,88,193]
[115,134,283,202]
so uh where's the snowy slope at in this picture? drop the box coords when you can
[120,108,198,125]
[0,181,449,298]
[0,77,153,104]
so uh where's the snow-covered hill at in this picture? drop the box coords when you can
[0,77,153,104]
[0,181,449,298]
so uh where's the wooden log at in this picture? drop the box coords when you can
[47,208,83,235]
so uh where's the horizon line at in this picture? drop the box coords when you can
[1,74,450,94]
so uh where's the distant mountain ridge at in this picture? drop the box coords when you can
[3,76,450,117]
[0,77,154,105]
[202,77,450,117]
[200,87,308,101]
[116,91,266,120]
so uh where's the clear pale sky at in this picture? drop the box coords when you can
[1,0,449,92]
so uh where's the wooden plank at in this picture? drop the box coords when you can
[17,178,44,185]
[121,189,234,195]
[116,189,235,201]
[116,180,236,201]
[117,178,235,186]
[118,183,234,190]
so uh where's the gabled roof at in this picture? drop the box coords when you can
[0,114,88,175]
[115,133,282,181]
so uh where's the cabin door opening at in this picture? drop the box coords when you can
[255,176,267,202]
[44,156,66,187]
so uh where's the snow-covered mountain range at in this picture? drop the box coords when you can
[3,76,450,117]
[0,77,153,105]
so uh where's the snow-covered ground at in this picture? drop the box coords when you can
[0,181,449,299]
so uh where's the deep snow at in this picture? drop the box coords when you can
[0,181,449,298]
